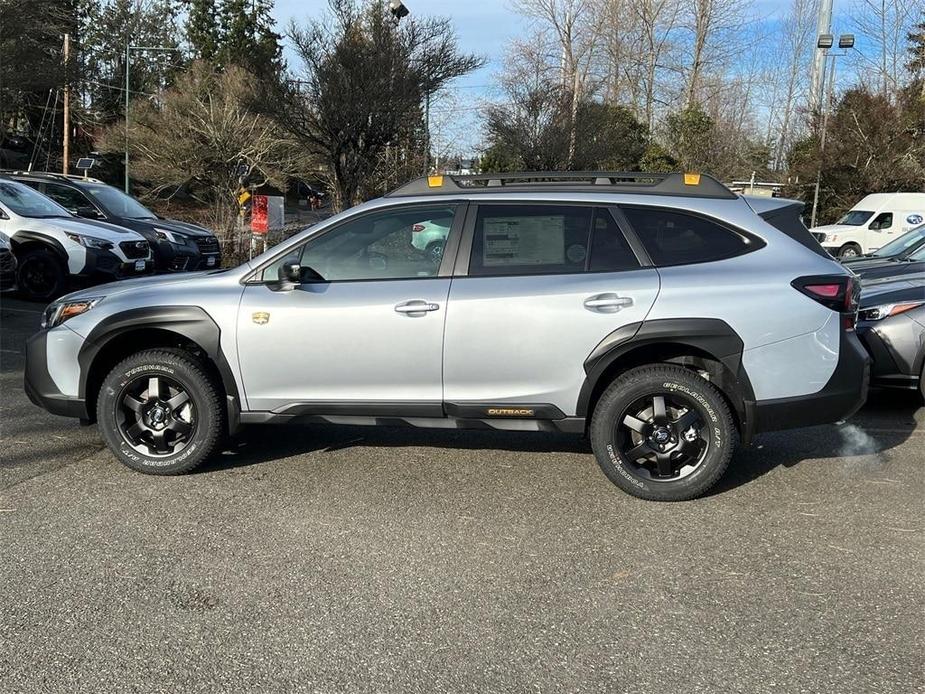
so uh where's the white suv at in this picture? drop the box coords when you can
[0,178,153,300]
[24,172,869,501]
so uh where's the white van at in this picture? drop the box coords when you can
[810,192,925,258]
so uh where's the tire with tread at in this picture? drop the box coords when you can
[96,348,223,475]
[838,242,862,259]
[590,364,737,501]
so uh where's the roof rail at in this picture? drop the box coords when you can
[0,170,104,184]
[386,171,736,200]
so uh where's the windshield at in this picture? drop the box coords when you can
[84,184,156,219]
[908,244,925,261]
[837,210,874,226]
[0,180,70,218]
[872,225,925,257]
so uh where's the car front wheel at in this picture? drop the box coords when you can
[590,364,736,501]
[96,349,223,475]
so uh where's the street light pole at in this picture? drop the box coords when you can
[809,34,855,229]
[124,44,177,194]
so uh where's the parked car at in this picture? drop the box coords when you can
[0,232,16,290]
[854,243,925,285]
[409,217,451,263]
[843,224,925,268]
[24,172,869,501]
[856,277,925,398]
[8,172,221,273]
[810,192,925,259]
[0,178,153,301]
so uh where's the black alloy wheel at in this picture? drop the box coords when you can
[616,392,709,481]
[117,373,196,457]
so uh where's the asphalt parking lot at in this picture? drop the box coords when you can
[1,295,922,694]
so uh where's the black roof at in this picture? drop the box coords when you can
[387,171,736,200]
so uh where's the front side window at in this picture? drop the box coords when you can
[42,183,93,212]
[259,205,456,282]
[0,181,69,218]
[869,212,893,230]
[622,207,754,266]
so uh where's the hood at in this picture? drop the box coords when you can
[810,223,854,234]
[60,270,218,302]
[859,277,925,308]
[857,258,925,285]
[152,218,216,238]
[36,216,145,242]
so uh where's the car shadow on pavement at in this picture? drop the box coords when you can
[196,388,921,493]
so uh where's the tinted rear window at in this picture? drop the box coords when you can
[622,207,755,266]
[760,203,830,258]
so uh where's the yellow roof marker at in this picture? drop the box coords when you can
[684,172,701,186]
[427,175,444,188]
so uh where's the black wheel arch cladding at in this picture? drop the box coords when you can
[78,306,241,431]
[577,317,755,436]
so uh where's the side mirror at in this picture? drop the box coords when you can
[277,262,301,290]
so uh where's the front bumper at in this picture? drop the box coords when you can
[154,239,221,273]
[748,328,870,435]
[77,246,154,282]
[24,329,88,419]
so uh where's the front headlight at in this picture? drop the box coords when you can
[65,233,112,250]
[42,297,103,329]
[858,301,924,322]
[154,228,190,246]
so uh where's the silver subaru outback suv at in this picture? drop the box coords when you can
[25,172,869,501]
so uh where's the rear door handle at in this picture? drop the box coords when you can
[584,293,633,313]
[394,300,440,315]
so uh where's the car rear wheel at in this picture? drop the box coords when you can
[838,243,862,259]
[426,241,444,264]
[590,364,736,501]
[96,349,223,475]
[17,248,67,301]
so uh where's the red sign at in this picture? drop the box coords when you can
[251,194,268,234]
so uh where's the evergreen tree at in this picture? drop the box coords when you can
[185,0,220,61]
[217,0,284,81]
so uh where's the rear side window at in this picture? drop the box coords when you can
[468,205,639,276]
[622,207,755,266]
[760,203,830,258]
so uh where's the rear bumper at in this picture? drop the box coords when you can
[24,329,88,419]
[747,329,870,436]
[856,316,924,390]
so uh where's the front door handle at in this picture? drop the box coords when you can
[584,293,633,313]
[394,300,440,315]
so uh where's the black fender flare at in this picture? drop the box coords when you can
[10,230,69,262]
[576,317,756,438]
[77,306,242,433]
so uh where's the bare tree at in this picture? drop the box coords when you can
[851,0,920,99]
[631,0,682,130]
[682,0,741,106]
[99,62,305,259]
[512,0,607,166]
[772,0,819,169]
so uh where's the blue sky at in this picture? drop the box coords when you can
[269,1,858,153]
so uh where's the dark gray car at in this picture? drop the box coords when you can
[856,278,925,397]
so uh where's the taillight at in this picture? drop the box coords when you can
[411,224,425,232]
[792,275,859,329]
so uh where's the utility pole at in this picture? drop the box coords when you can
[63,33,70,175]
[809,0,833,112]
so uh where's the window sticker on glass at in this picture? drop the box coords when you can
[482,215,565,266]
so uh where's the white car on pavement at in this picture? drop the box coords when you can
[0,178,153,300]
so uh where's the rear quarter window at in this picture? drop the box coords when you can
[621,207,759,266]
